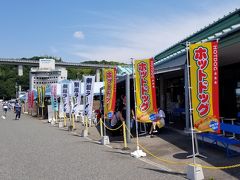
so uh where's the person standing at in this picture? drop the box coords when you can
[15,100,21,120]
[2,101,8,119]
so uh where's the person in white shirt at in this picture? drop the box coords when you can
[2,102,8,118]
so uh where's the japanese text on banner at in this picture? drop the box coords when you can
[189,41,219,133]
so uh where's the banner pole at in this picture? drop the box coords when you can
[100,118,103,137]
[186,42,196,164]
[72,113,75,130]
[122,121,129,150]
[41,106,43,118]
[125,73,131,143]
[103,116,106,136]
[132,59,139,150]
[37,105,39,118]
[186,42,205,180]
[64,113,67,127]
[130,58,146,158]
[82,84,88,137]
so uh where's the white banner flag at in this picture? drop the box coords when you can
[72,81,81,115]
[83,76,95,118]
[62,83,70,113]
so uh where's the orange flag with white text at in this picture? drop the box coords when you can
[189,41,220,133]
[103,68,117,119]
[134,58,158,123]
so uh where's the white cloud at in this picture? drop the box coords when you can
[72,45,147,63]
[68,5,240,63]
[73,31,85,39]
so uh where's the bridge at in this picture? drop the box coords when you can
[0,58,116,82]
[0,58,115,68]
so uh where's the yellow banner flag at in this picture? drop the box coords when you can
[134,58,158,123]
[37,86,42,105]
[189,41,219,133]
[103,68,117,119]
[41,85,46,108]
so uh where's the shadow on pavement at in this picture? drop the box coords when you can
[104,150,130,156]
[154,127,240,179]
[141,167,186,177]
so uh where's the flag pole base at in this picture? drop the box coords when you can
[186,164,204,180]
[58,122,64,128]
[81,129,88,137]
[187,153,207,159]
[122,147,130,150]
[50,120,55,125]
[131,148,146,158]
[101,136,110,145]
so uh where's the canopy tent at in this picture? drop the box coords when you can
[19,90,38,101]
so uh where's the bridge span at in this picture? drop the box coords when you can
[0,58,117,82]
[0,58,115,68]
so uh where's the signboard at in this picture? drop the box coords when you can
[134,58,158,123]
[189,41,219,133]
[39,59,55,70]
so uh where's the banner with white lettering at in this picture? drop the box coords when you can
[189,41,219,133]
[83,76,95,118]
[41,85,46,107]
[72,81,81,115]
[103,68,116,119]
[133,58,158,123]
[37,87,42,107]
[51,84,58,111]
[61,83,70,113]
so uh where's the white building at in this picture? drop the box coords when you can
[29,59,67,90]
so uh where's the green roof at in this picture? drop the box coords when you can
[154,8,240,64]
[116,65,133,76]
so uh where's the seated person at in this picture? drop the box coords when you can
[149,108,166,137]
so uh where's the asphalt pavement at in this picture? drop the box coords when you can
[0,110,185,180]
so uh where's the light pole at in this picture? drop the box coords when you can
[15,82,18,99]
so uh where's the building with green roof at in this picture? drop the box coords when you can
[153,8,240,130]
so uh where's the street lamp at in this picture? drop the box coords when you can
[15,82,18,99]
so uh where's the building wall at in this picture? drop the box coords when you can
[219,63,240,118]
[29,67,67,90]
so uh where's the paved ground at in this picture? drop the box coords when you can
[0,110,185,180]
[74,117,240,180]
[2,109,239,180]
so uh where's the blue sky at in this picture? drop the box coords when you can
[0,0,240,63]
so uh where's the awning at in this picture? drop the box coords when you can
[154,54,186,74]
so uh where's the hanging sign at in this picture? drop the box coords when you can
[103,68,117,119]
[134,58,158,123]
[189,41,219,133]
